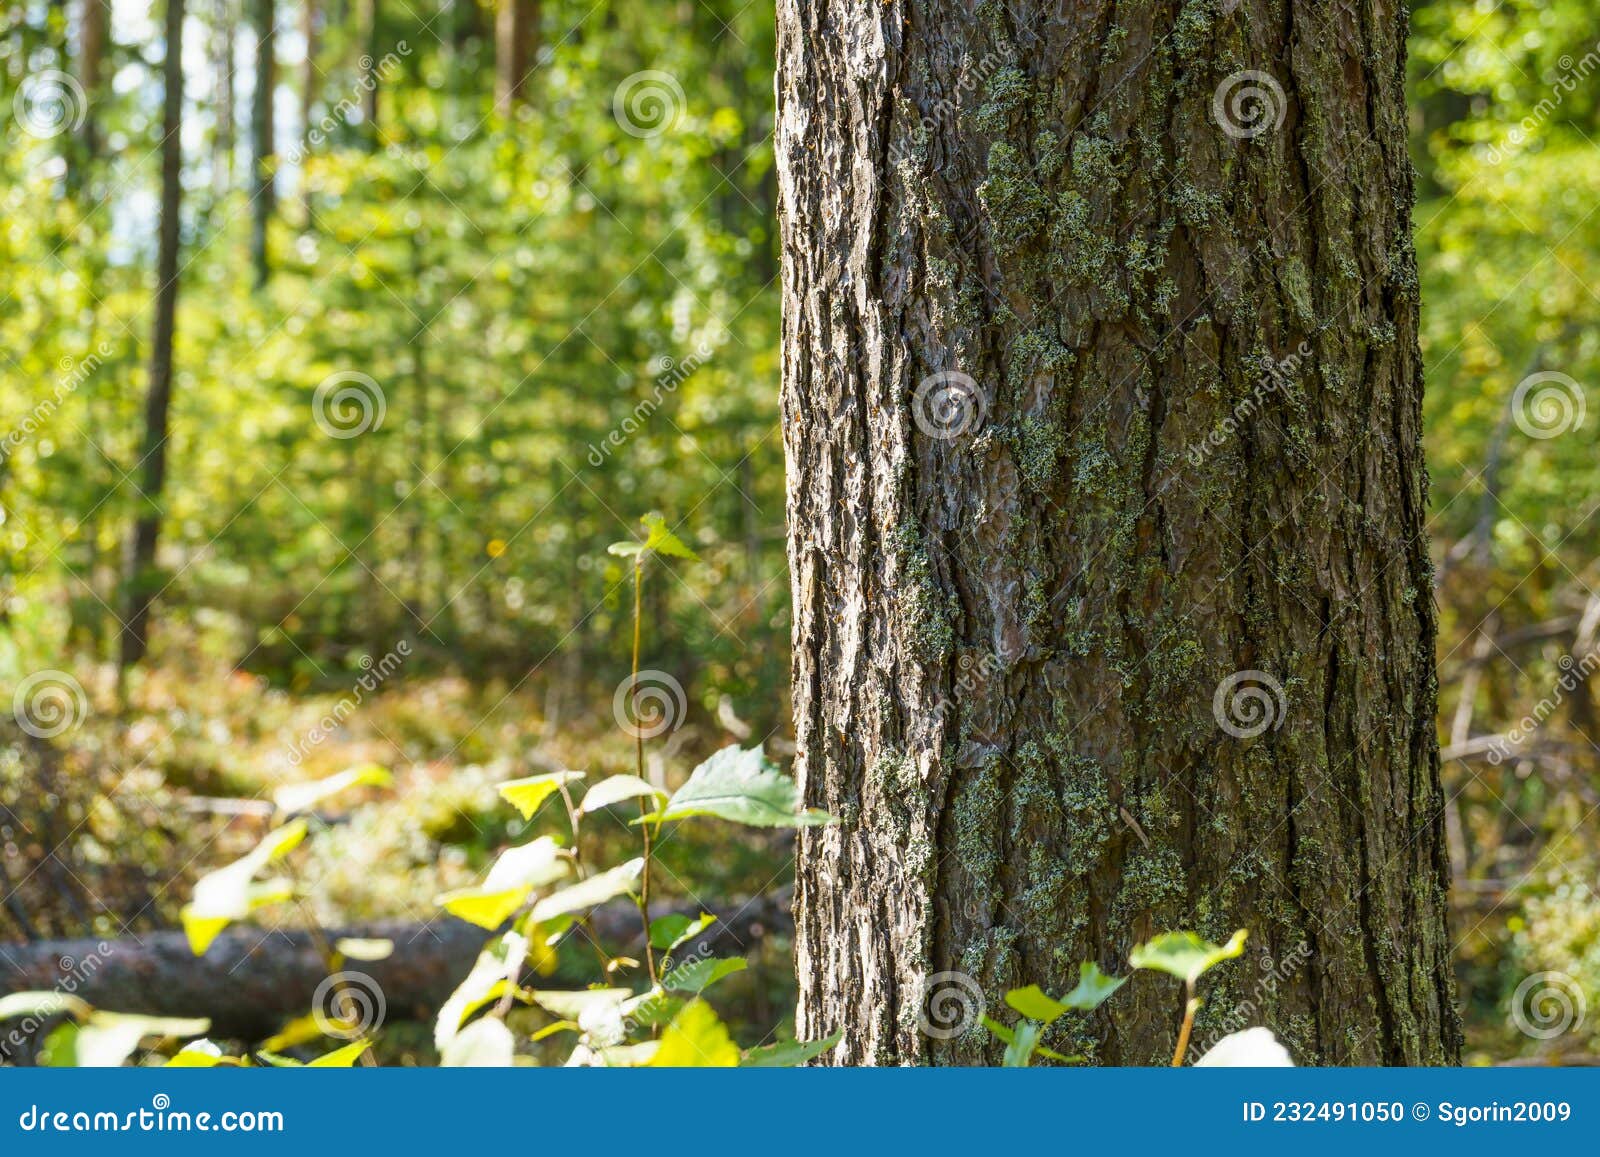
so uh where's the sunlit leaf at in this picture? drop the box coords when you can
[335,937,394,962]
[648,999,739,1067]
[1193,1027,1294,1067]
[0,991,92,1023]
[578,774,666,815]
[180,820,309,955]
[649,912,715,951]
[649,745,833,828]
[526,858,643,924]
[45,1012,209,1068]
[1129,929,1248,984]
[498,771,584,820]
[273,764,391,815]
[441,1016,515,1067]
[742,1033,841,1067]
[661,955,747,994]
[306,1039,373,1067]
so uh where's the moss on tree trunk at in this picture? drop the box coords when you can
[777,0,1459,1065]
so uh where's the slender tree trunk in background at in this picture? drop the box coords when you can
[493,0,538,115]
[249,0,276,287]
[120,0,186,670]
[300,0,318,226]
[76,0,109,166]
[778,0,1459,1065]
[213,0,236,194]
[359,0,380,141]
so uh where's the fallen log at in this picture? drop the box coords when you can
[0,891,792,1044]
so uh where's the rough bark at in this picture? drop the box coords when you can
[76,0,109,164]
[120,0,186,669]
[777,0,1458,1065]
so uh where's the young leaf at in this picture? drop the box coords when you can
[0,991,92,1023]
[741,1033,841,1067]
[335,937,395,962]
[639,513,699,560]
[435,836,569,930]
[306,1039,373,1067]
[1005,985,1072,1025]
[661,955,747,994]
[1002,1019,1044,1067]
[1061,961,1127,1011]
[498,771,585,820]
[649,745,833,828]
[45,1012,209,1068]
[441,1016,515,1067]
[649,911,715,951]
[272,764,391,815]
[526,858,644,924]
[1129,929,1248,984]
[578,773,666,816]
[648,999,739,1067]
[435,932,531,1050]
[180,820,309,955]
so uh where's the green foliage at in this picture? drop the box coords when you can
[1128,930,1248,985]
[648,744,834,828]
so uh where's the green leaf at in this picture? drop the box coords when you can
[526,858,643,924]
[180,820,309,955]
[649,745,833,828]
[578,774,666,815]
[648,999,739,1067]
[435,932,530,1050]
[528,988,632,1021]
[1002,1019,1043,1067]
[640,513,699,560]
[1061,961,1127,1010]
[498,771,584,820]
[580,1041,660,1067]
[662,955,747,994]
[335,937,394,962]
[441,1016,515,1067]
[0,991,92,1023]
[435,836,569,929]
[273,764,391,814]
[1129,929,1249,984]
[307,1039,373,1067]
[164,1041,239,1067]
[45,1012,209,1068]
[742,1033,841,1067]
[1005,985,1072,1025]
[649,912,715,951]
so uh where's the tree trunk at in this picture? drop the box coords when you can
[300,0,318,226]
[358,0,380,140]
[249,0,276,286]
[212,0,236,195]
[493,0,538,115]
[76,0,109,165]
[778,0,1459,1066]
[120,0,186,670]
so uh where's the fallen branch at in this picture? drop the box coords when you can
[0,891,792,1044]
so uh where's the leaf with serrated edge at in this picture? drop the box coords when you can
[1129,929,1248,984]
[648,999,739,1067]
[650,745,833,828]
[498,772,584,820]
[527,858,642,924]
[742,1032,841,1067]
